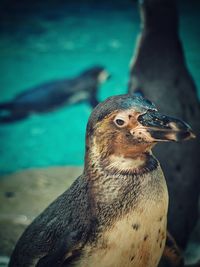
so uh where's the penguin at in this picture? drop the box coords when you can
[0,66,110,123]
[9,94,194,267]
[128,0,200,249]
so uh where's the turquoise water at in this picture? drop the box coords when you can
[0,1,199,174]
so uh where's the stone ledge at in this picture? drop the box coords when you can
[0,166,83,256]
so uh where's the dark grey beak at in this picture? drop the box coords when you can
[138,110,195,142]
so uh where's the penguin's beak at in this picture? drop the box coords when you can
[137,110,196,142]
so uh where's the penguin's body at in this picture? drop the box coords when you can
[129,0,200,248]
[10,169,168,267]
[80,167,168,267]
[9,95,194,267]
[0,66,110,123]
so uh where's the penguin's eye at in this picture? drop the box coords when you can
[114,118,127,127]
[116,119,125,126]
[114,113,130,128]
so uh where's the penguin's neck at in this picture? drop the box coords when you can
[140,0,178,35]
[84,146,163,223]
[84,143,158,201]
[100,152,158,176]
[85,138,158,177]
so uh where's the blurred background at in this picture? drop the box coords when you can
[0,0,199,175]
[0,0,200,265]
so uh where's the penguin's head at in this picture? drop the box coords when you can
[80,66,111,84]
[86,94,195,158]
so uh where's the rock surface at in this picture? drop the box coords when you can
[0,166,82,256]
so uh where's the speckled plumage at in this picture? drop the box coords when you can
[9,95,193,267]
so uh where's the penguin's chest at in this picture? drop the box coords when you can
[79,194,168,267]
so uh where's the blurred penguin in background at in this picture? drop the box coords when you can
[128,0,200,249]
[0,66,110,123]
